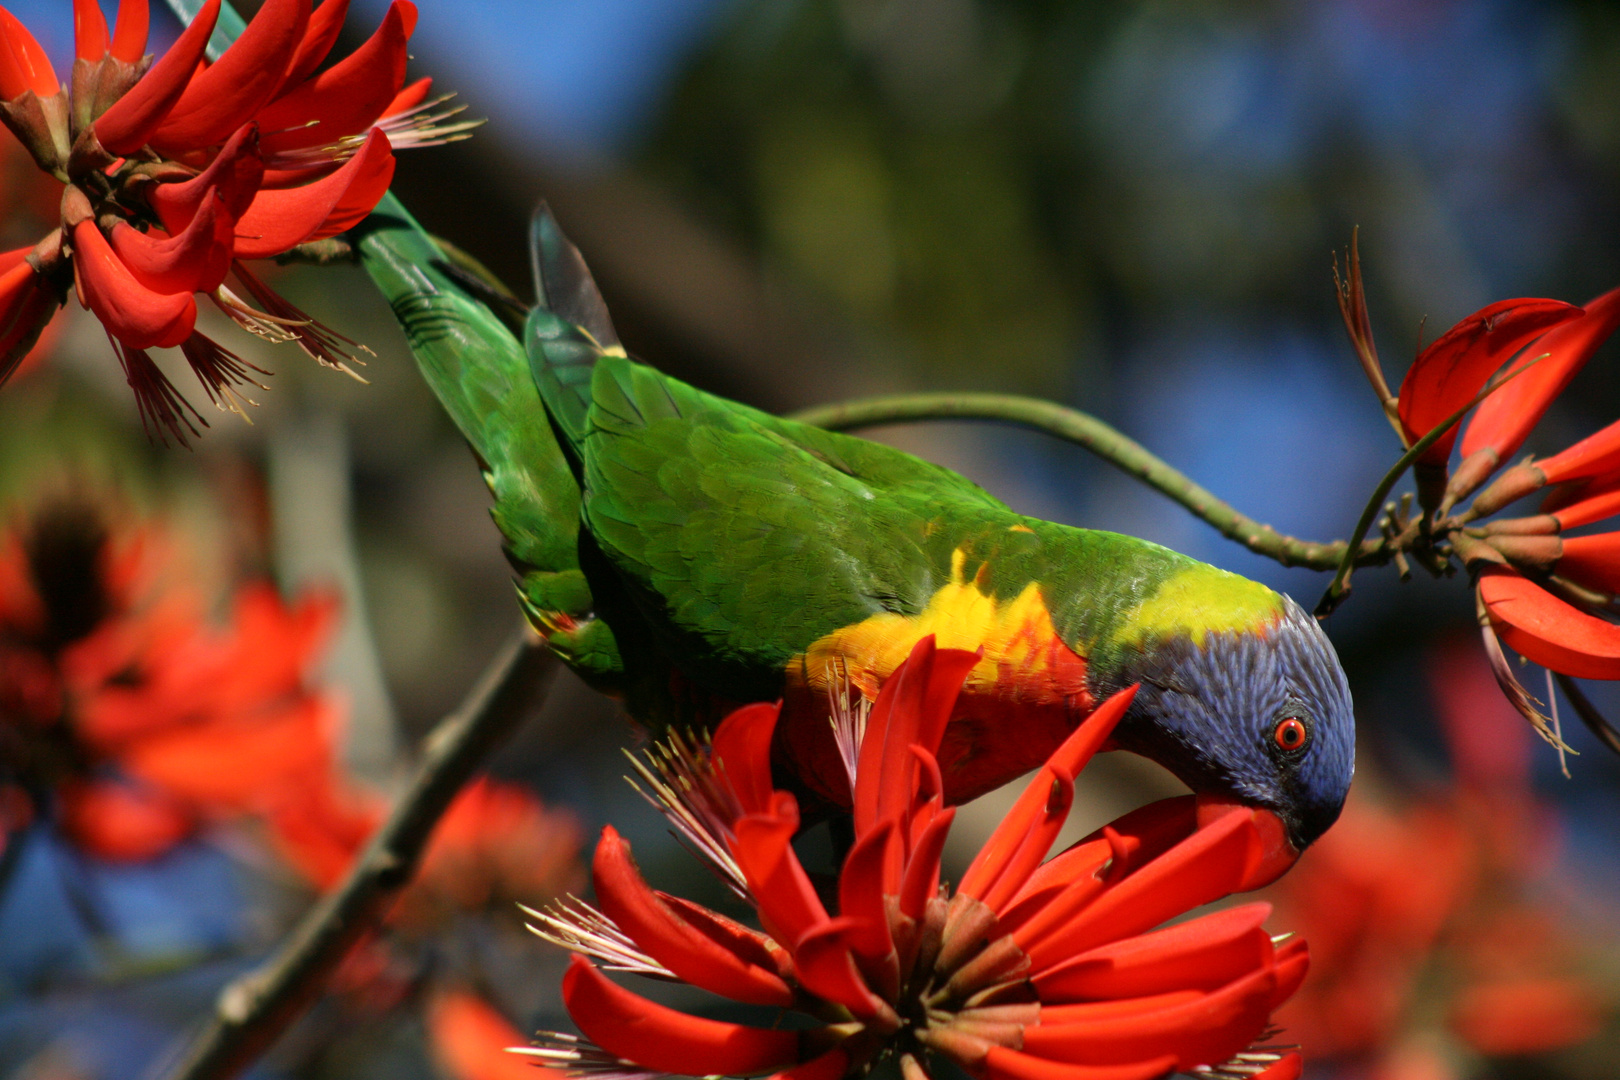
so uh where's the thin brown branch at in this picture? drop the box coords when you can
[157,628,557,1080]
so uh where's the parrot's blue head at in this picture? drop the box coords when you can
[1103,592,1355,854]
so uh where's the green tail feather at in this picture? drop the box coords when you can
[525,206,624,469]
[352,194,622,686]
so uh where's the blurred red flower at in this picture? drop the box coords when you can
[0,0,471,442]
[1262,638,1608,1075]
[266,764,585,1029]
[428,989,543,1080]
[269,773,585,929]
[526,637,1306,1080]
[0,498,340,860]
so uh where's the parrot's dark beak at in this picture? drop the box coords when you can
[1194,793,1299,891]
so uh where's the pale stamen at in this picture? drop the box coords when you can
[826,654,869,798]
[520,897,675,979]
[623,730,749,899]
[512,1032,666,1080]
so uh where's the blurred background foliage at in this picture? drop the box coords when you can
[6,0,1620,1077]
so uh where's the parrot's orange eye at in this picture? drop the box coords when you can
[1274,717,1308,752]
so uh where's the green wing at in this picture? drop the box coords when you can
[571,352,1013,696]
[352,194,622,685]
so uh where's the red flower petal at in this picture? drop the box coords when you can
[0,255,62,386]
[1538,416,1620,487]
[1396,298,1579,465]
[58,777,193,861]
[710,701,778,816]
[109,0,149,63]
[591,826,795,1006]
[150,0,311,155]
[1478,566,1620,679]
[384,75,432,117]
[1011,796,1198,907]
[1462,285,1620,467]
[768,1049,851,1080]
[1033,902,1275,1002]
[255,0,414,155]
[1016,809,1256,969]
[74,0,110,62]
[275,0,349,95]
[73,220,196,349]
[853,636,978,836]
[732,791,830,947]
[794,918,886,1018]
[960,685,1137,908]
[426,990,537,1080]
[1023,964,1279,1070]
[118,695,335,808]
[838,816,899,963]
[899,805,954,921]
[108,193,235,295]
[266,780,383,889]
[1270,937,1309,1005]
[1553,486,1620,530]
[232,128,394,258]
[561,956,804,1076]
[1198,799,1296,892]
[659,892,788,977]
[93,0,219,156]
[982,1047,1177,1080]
[1556,532,1620,596]
[148,124,266,233]
[0,6,58,98]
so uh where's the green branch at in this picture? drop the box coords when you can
[791,393,1377,572]
[1313,353,1546,615]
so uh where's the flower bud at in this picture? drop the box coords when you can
[1487,533,1563,571]
[1469,461,1548,520]
[1481,514,1561,536]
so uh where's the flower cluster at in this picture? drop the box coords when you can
[1336,238,1620,749]
[0,496,339,860]
[0,0,470,442]
[527,638,1306,1080]
[0,481,588,1075]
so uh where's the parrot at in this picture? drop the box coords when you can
[352,200,1354,867]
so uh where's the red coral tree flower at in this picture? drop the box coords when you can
[524,637,1307,1080]
[1428,290,1620,751]
[0,498,341,860]
[0,0,472,443]
[1336,235,1620,749]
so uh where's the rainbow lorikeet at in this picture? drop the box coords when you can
[357,203,1354,865]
